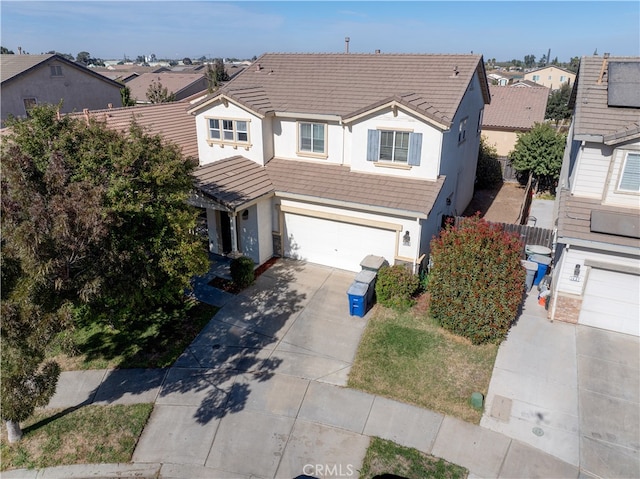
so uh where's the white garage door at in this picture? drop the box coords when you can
[579,269,640,336]
[283,213,396,272]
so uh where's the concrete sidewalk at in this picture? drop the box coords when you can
[6,260,582,479]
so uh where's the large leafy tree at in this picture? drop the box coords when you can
[545,83,572,125]
[1,105,208,441]
[509,122,566,193]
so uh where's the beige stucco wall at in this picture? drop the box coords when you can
[524,66,575,90]
[482,129,519,157]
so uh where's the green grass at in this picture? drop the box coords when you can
[359,437,468,479]
[50,300,218,370]
[0,404,153,471]
[348,305,497,424]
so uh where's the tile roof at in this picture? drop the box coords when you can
[193,156,274,210]
[556,189,640,249]
[482,85,549,130]
[266,158,444,217]
[571,56,640,144]
[192,53,489,128]
[126,72,208,102]
[193,156,444,216]
[0,54,121,87]
[72,101,198,159]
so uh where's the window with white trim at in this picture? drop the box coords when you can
[298,122,326,156]
[533,74,540,82]
[458,117,468,143]
[618,152,640,192]
[366,129,422,166]
[207,118,250,146]
[477,108,484,134]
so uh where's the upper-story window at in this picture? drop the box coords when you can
[476,108,484,134]
[618,152,640,192]
[23,98,37,116]
[533,75,540,82]
[50,65,63,77]
[458,117,468,144]
[298,122,326,157]
[207,118,250,147]
[560,75,567,82]
[366,129,422,166]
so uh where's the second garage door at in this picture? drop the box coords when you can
[579,268,640,336]
[283,213,397,272]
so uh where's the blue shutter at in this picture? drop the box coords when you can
[408,132,422,166]
[366,129,379,161]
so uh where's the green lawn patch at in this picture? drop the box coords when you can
[359,437,468,479]
[0,403,153,471]
[51,300,218,370]
[348,305,497,424]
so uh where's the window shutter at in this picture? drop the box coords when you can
[619,153,640,191]
[408,132,422,166]
[366,129,379,161]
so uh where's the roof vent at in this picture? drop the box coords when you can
[375,49,381,54]
[345,37,350,54]
[450,65,459,78]
[255,63,262,71]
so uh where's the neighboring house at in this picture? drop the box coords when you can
[550,56,640,336]
[488,73,509,86]
[511,79,541,88]
[524,65,575,90]
[0,54,123,126]
[186,53,490,272]
[482,84,549,156]
[126,72,209,104]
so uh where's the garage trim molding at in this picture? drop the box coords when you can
[584,259,640,275]
[280,204,403,232]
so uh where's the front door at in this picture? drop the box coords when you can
[220,211,232,254]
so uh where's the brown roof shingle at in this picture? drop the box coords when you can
[126,72,207,102]
[192,53,489,128]
[74,101,198,159]
[571,56,640,144]
[556,190,640,249]
[482,85,549,130]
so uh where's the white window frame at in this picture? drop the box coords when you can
[206,117,251,149]
[297,121,327,158]
[617,152,640,193]
[476,109,484,135]
[379,130,410,164]
[458,117,468,144]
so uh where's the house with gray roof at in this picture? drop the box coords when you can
[187,52,490,272]
[550,56,640,336]
[0,54,123,126]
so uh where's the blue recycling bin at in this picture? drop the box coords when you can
[529,254,552,286]
[355,269,377,305]
[347,281,368,317]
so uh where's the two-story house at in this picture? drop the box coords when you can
[524,65,576,90]
[186,53,490,272]
[550,56,640,336]
[0,54,123,126]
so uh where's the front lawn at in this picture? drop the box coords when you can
[50,300,218,370]
[0,404,153,471]
[359,437,468,479]
[348,303,497,424]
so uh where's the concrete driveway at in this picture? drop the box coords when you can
[133,259,374,478]
[482,291,640,477]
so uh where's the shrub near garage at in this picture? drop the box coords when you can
[375,265,420,311]
[230,255,255,289]
[428,215,525,344]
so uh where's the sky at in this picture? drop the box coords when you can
[2,1,639,62]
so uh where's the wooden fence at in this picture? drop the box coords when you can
[454,216,553,250]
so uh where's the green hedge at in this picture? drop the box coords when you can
[428,215,525,344]
[375,265,420,311]
[230,256,255,289]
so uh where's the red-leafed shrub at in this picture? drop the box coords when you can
[375,265,420,311]
[428,215,525,344]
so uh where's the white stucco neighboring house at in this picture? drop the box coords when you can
[550,56,640,336]
[186,52,490,272]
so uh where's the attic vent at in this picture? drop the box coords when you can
[607,61,640,108]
